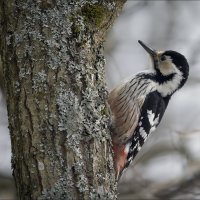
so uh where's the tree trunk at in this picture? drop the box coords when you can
[0,0,126,199]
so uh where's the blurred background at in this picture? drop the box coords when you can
[1,1,200,199]
[105,1,200,199]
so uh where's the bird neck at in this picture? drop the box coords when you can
[155,71,183,97]
[133,70,183,97]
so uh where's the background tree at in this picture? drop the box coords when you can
[0,0,126,199]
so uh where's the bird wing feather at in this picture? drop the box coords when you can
[108,78,148,144]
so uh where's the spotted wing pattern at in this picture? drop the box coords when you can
[125,91,170,170]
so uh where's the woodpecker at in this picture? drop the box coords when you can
[108,40,189,179]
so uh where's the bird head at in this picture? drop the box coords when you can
[138,40,189,90]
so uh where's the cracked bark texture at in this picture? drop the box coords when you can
[0,0,126,199]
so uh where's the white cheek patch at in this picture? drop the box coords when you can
[159,56,176,76]
[156,55,184,96]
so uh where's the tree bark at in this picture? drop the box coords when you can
[0,0,126,199]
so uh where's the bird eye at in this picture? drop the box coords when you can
[161,56,165,61]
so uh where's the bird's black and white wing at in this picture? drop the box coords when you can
[125,90,170,167]
[108,74,156,145]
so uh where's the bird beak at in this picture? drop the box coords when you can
[138,40,157,58]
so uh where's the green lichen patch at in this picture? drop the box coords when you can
[81,3,108,28]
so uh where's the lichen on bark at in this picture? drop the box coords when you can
[81,3,109,28]
[0,0,126,199]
